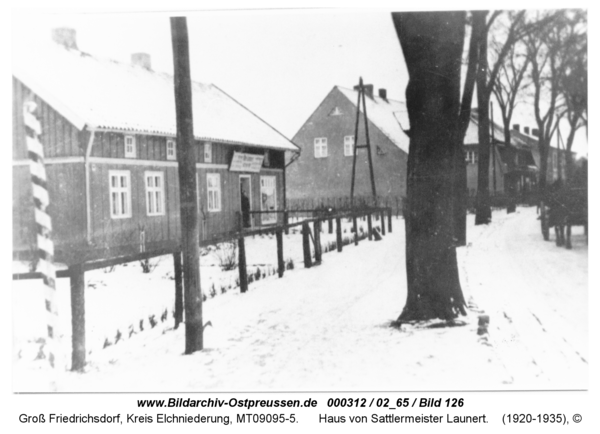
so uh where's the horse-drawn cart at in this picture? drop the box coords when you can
[540,183,588,249]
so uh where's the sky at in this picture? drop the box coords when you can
[12,9,408,140]
[10,5,589,155]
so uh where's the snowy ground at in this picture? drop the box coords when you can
[12,207,587,392]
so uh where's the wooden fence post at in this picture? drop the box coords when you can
[238,237,248,292]
[284,210,289,235]
[173,252,183,329]
[302,222,312,268]
[276,229,284,278]
[69,264,86,371]
[336,217,343,252]
[380,210,386,235]
[367,213,373,240]
[353,214,358,245]
[388,208,393,233]
[313,220,322,264]
[328,218,333,234]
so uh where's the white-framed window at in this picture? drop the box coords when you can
[465,150,477,165]
[166,139,176,160]
[344,135,354,157]
[124,135,136,158]
[207,173,221,212]
[145,171,165,216]
[204,142,212,163]
[260,176,277,225]
[314,137,328,158]
[109,170,131,218]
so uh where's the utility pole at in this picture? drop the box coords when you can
[350,77,377,208]
[171,16,203,353]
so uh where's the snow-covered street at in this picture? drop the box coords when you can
[462,207,588,389]
[12,207,587,392]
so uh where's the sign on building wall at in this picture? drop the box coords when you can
[229,152,264,173]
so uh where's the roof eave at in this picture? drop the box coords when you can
[13,69,87,131]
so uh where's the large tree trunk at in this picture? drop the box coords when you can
[392,12,467,322]
[475,12,492,225]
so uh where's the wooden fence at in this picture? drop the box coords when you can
[13,205,394,372]
[287,195,405,219]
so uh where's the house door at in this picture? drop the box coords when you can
[239,175,252,228]
[260,176,277,225]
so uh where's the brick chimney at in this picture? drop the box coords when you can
[524,126,530,135]
[532,128,540,137]
[131,53,151,70]
[378,88,387,100]
[513,124,520,132]
[52,28,78,50]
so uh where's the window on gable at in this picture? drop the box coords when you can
[207,173,221,212]
[125,135,136,158]
[465,150,477,165]
[314,138,328,158]
[145,171,165,216]
[344,136,354,157]
[263,150,270,167]
[204,142,212,163]
[109,171,132,218]
[328,106,343,116]
[166,140,176,160]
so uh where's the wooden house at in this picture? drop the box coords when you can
[463,112,511,196]
[463,114,570,196]
[287,85,409,206]
[13,29,298,265]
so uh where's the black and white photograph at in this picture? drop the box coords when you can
[7,1,594,423]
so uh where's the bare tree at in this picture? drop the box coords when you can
[492,38,530,212]
[492,31,531,146]
[474,10,533,225]
[473,10,559,224]
[526,10,580,194]
[453,11,487,246]
[557,10,587,182]
[392,11,467,322]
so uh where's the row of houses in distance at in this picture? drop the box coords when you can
[12,28,573,266]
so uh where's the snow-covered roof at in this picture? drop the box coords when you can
[13,42,298,152]
[336,86,409,154]
[465,111,539,150]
